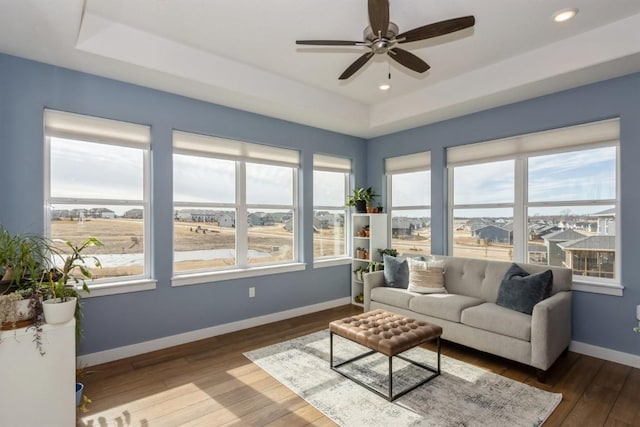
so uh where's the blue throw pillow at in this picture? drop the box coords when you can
[496,263,553,315]
[383,255,409,289]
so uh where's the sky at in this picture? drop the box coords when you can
[51,138,616,219]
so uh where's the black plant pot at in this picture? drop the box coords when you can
[354,200,367,213]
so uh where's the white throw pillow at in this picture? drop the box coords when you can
[407,257,447,294]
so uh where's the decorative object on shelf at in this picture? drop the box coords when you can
[354,293,364,304]
[357,225,370,237]
[346,187,380,213]
[353,267,367,281]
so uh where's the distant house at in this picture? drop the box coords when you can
[69,208,88,220]
[392,217,413,237]
[247,213,264,226]
[472,224,513,244]
[124,208,143,219]
[530,224,560,239]
[217,214,234,228]
[527,244,548,265]
[543,229,587,267]
[175,210,193,221]
[593,208,616,236]
[190,210,217,222]
[313,211,344,229]
[559,235,615,279]
[89,207,115,219]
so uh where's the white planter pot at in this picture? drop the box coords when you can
[43,297,76,324]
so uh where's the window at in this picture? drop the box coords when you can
[44,110,151,284]
[386,152,431,255]
[448,119,620,287]
[173,131,299,277]
[313,154,350,261]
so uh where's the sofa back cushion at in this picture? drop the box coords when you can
[433,255,572,303]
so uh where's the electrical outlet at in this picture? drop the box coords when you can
[249,287,255,298]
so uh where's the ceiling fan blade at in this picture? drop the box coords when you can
[397,16,475,44]
[296,40,363,46]
[388,48,430,73]
[368,0,389,38]
[339,52,375,80]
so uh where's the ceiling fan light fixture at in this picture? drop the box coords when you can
[379,83,391,91]
[552,8,578,23]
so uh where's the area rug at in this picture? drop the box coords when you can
[244,330,561,427]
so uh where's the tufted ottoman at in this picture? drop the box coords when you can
[329,309,442,401]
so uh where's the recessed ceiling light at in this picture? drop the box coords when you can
[553,8,578,23]
[379,83,391,91]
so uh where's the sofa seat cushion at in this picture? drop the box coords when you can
[461,302,532,341]
[409,293,484,323]
[370,287,415,310]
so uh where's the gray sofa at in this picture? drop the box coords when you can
[363,255,572,380]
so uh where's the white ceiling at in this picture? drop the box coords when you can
[1,0,640,138]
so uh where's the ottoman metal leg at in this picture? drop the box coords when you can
[330,333,441,402]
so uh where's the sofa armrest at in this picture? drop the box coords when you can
[363,270,385,311]
[531,291,572,370]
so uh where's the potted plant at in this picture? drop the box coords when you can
[0,226,54,331]
[378,248,399,258]
[362,187,380,213]
[41,237,102,335]
[346,188,368,213]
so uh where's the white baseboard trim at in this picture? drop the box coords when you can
[77,297,351,367]
[570,340,640,369]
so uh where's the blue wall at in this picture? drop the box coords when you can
[0,54,366,355]
[367,72,640,356]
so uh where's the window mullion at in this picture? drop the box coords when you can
[236,161,248,268]
[513,157,526,262]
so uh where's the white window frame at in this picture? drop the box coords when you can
[43,110,155,297]
[385,152,432,255]
[171,131,303,286]
[312,154,351,267]
[447,119,622,296]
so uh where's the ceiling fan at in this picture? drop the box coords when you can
[296,0,475,80]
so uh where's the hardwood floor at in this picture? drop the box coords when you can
[77,305,640,426]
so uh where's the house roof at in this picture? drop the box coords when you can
[1,1,639,138]
[558,235,616,251]
[593,207,616,217]
[543,229,587,242]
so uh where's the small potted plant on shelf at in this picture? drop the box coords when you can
[346,187,380,214]
[363,187,380,213]
[346,188,368,213]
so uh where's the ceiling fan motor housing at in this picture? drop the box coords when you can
[364,22,398,54]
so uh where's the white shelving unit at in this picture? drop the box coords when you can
[351,213,388,307]
[0,319,76,426]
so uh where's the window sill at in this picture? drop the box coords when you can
[80,278,157,298]
[171,262,307,287]
[313,257,352,269]
[571,280,624,296]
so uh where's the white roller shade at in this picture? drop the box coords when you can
[313,154,351,172]
[173,130,299,167]
[44,109,150,147]
[385,151,431,174]
[447,119,619,167]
